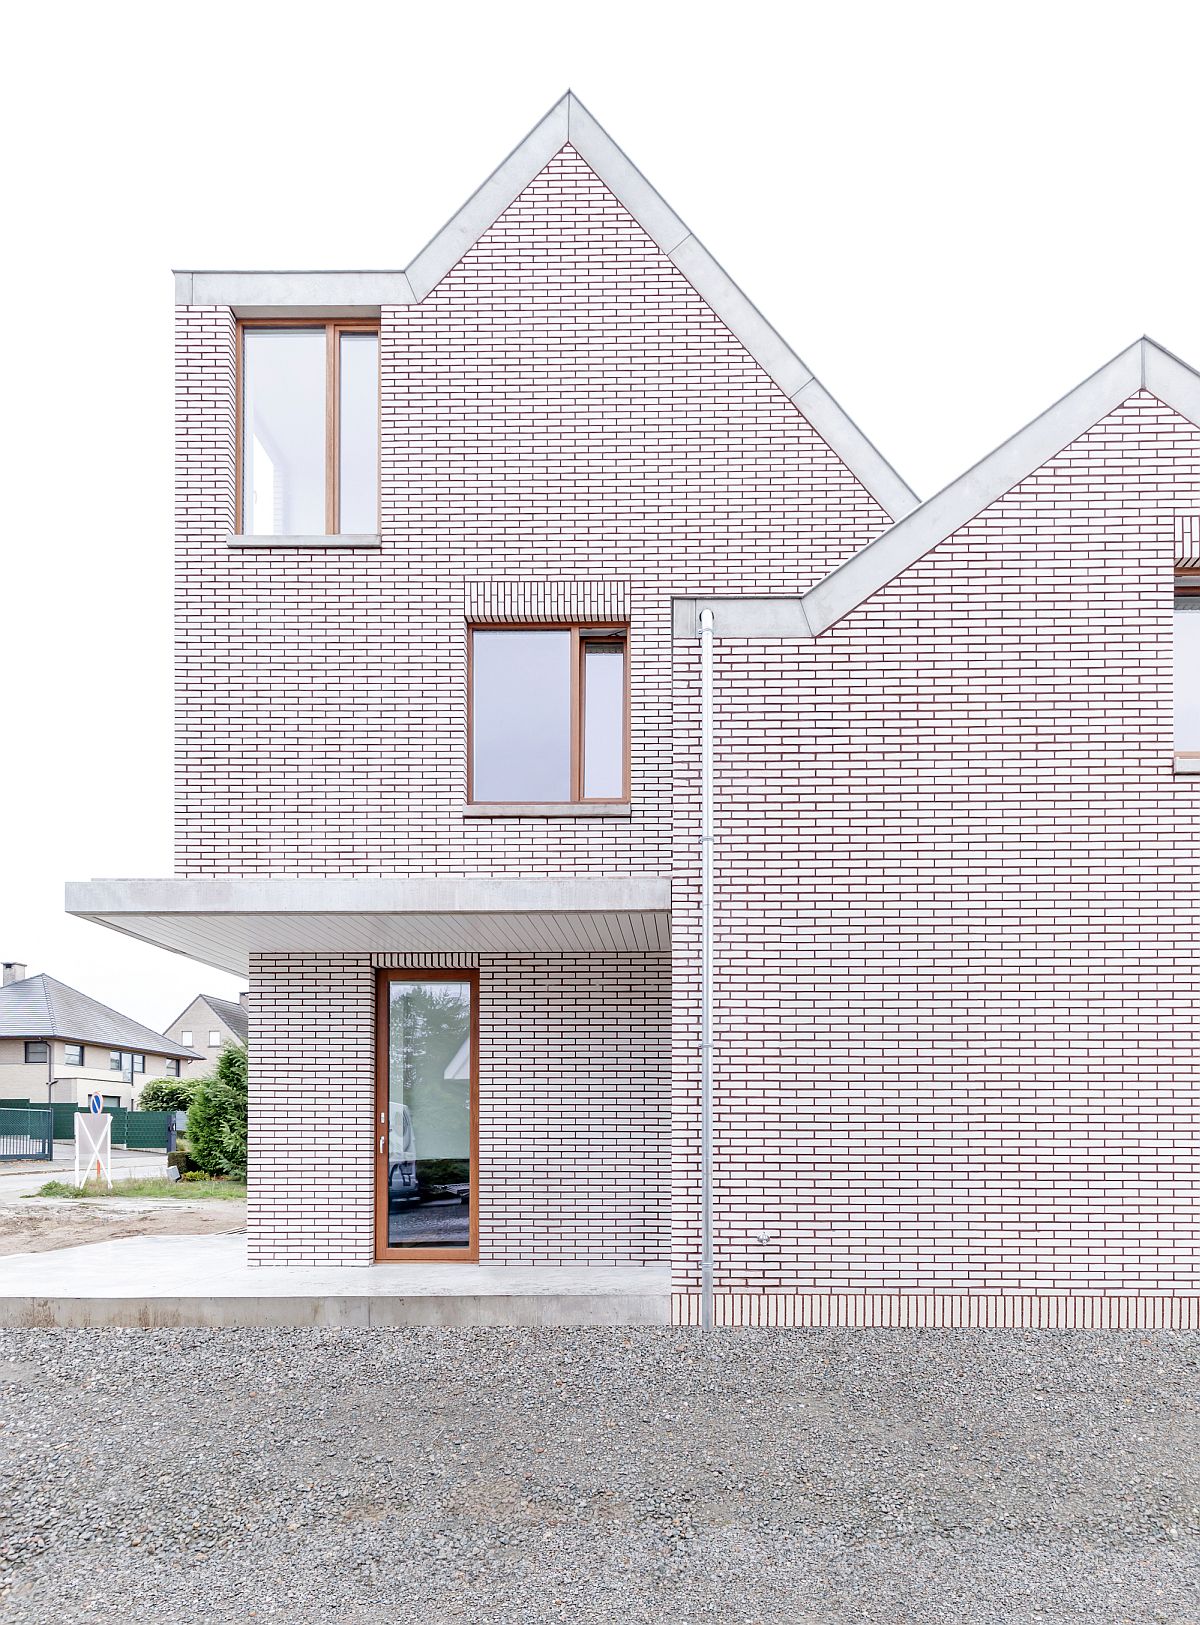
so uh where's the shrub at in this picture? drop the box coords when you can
[167,1149,198,1176]
[187,1044,248,1179]
[139,1078,196,1113]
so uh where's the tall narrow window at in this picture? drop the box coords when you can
[379,973,475,1257]
[242,329,326,535]
[239,321,379,537]
[469,625,628,804]
[1177,578,1200,753]
[582,634,626,799]
[338,331,379,533]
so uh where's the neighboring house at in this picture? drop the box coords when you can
[0,962,200,1109]
[66,94,1200,1329]
[164,992,248,1078]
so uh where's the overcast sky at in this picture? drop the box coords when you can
[2,0,1196,1033]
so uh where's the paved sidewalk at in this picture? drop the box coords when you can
[0,1231,670,1327]
[0,1143,167,1202]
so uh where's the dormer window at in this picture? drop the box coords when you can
[238,322,379,537]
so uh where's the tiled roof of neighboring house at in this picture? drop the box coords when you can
[202,995,248,1046]
[0,974,200,1059]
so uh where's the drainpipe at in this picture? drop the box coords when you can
[699,607,715,1331]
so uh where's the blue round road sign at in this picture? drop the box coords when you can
[89,1094,102,1114]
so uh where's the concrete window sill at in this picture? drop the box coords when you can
[1175,754,1200,775]
[225,535,381,550]
[463,803,632,819]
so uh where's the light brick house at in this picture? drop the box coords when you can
[164,992,248,1079]
[68,95,1200,1326]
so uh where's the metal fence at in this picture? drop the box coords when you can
[42,1104,175,1150]
[0,1107,53,1162]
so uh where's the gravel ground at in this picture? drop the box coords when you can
[0,1328,1196,1624]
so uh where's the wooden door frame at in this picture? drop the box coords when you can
[374,967,479,1262]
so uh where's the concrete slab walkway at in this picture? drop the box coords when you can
[0,1232,670,1328]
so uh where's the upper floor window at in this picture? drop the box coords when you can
[469,625,628,803]
[163,1059,181,1078]
[64,1044,84,1066]
[24,1041,48,1064]
[208,1030,221,1048]
[238,322,379,537]
[1177,575,1200,754]
[180,1029,192,1048]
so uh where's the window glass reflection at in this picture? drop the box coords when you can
[242,329,325,535]
[472,631,572,801]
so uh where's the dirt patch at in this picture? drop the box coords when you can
[0,1200,245,1256]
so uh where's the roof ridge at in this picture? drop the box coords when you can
[35,973,57,1033]
[174,93,919,524]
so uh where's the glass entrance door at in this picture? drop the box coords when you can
[376,971,476,1259]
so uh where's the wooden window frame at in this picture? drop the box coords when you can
[466,622,631,805]
[374,967,479,1263]
[234,317,380,537]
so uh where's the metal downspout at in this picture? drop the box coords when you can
[699,607,715,1331]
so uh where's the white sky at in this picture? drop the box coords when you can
[2,0,1197,1034]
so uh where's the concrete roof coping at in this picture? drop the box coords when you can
[801,336,1200,636]
[66,875,670,916]
[174,91,918,522]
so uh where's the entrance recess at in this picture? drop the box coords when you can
[375,969,478,1261]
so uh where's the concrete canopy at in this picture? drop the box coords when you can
[64,877,672,977]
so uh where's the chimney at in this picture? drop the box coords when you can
[239,990,249,1010]
[2,962,28,986]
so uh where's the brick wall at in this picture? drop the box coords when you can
[248,951,668,1267]
[671,391,1200,1324]
[174,146,890,878]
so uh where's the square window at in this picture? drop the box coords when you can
[24,1041,48,1064]
[109,1051,122,1072]
[469,625,627,803]
[239,323,378,537]
[208,1030,222,1048]
[64,1044,84,1066]
[164,1059,180,1078]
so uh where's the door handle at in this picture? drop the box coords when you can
[379,1135,385,1156]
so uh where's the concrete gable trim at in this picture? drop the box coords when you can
[175,93,919,522]
[802,337,1200,636]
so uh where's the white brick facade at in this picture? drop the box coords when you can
[249,952,667,1267]
[159,120,1200,1322]
[671,391,1200,1324]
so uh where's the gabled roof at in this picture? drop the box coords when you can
[802,337,1200,635]
[174,92,918,523]
[0,974,200,1058]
